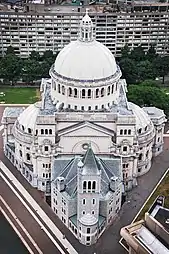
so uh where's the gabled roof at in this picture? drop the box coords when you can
[58,121,115,136]
[52,149,122,198]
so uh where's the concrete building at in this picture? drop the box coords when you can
[0,1,169,57]
[1,11,166,245]
[120,196,169,254]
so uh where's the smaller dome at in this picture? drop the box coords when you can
[128,102,152,131]
[80,213,98,226]
[18,102,40,131]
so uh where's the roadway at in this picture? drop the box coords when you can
[1,105,169,254]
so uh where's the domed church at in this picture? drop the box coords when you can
[2,10,166,245]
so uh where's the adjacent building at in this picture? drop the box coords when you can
[1,11,166,245]
[120,196,169,254]
[0,1,169,57]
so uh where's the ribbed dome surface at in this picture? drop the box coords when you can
[54,40,117,80]
[18,102,40,130]
[128,102,152,131]
[80,213,98,225]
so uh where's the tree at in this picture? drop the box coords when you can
[130,45,146,62]
[6,46,15,55]
[121,44,130,58]
[136,60,157,83]
[146,45,157,61]
[29,51,41,61]
[127,84,169,116]
[154,56,169,84]
[0,54,22,85]
[42,50,54,60]
[22,59,42,83]
[119,58,137,84]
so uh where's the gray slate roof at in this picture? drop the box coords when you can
[3,107,25,117]
[52,149,121,198]
[39,80,57,116]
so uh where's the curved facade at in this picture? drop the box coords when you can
[1,10,166,246]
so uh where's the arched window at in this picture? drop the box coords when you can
[111,84,114,93]
[138,128,142,134]
[88,106,91,111]
[28,128,31,134]
[128,129,131,135]
[124,129,127,135]
[35,129,38,136]
[120,130,123,135]
[107,86,110,95]
[82,89,85,98]
[26,153,30,161]
[92,181,96,191]
[68,87,72,97]
[19,150,22,157]
[101,88,104,97]
[83,181,86,190]
[139,153,143,161]
[96,89,99,98]
[88,89,91,98]
[62,86,65,95]
[45,129,48,135]
[74,88,77,98]
[146,151,149,158]
[41,129,44,135]
[88,181,91,190]
[53,82,56,90]
[49,129,52,135]
[101,105,104,109]
[58,84,61,93]
[95,105,98,110]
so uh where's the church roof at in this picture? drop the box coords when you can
[81,145,100,175]
[52,149,121,198]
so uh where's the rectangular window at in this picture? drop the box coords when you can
[44,146,48,151]
[87,228,90,234]
[86,236,90,242]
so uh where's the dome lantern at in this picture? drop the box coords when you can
[78,9,94,42]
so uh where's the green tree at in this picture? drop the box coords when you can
[6,46,15,55]
[119,58,137,84]
[130,45,146,62]
[29,51,41,61]
[154,56,169,84]
[121,44,130,58]
[146,45,157,61]
[0,54,22,85]
[136,60,156,83]
[127,85,169,116]
[22,59,42,83]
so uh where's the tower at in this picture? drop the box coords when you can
[77,145,101,245]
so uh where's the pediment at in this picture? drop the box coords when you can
[58,121,114,138]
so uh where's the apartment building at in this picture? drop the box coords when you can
[0,1,169,57]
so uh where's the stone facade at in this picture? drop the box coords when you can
[1,11,166,245]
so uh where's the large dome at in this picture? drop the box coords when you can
[54,40,117,80]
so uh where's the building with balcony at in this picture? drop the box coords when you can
[0,1,169,57]
[120,196,169,254]
[1,11,166,245]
